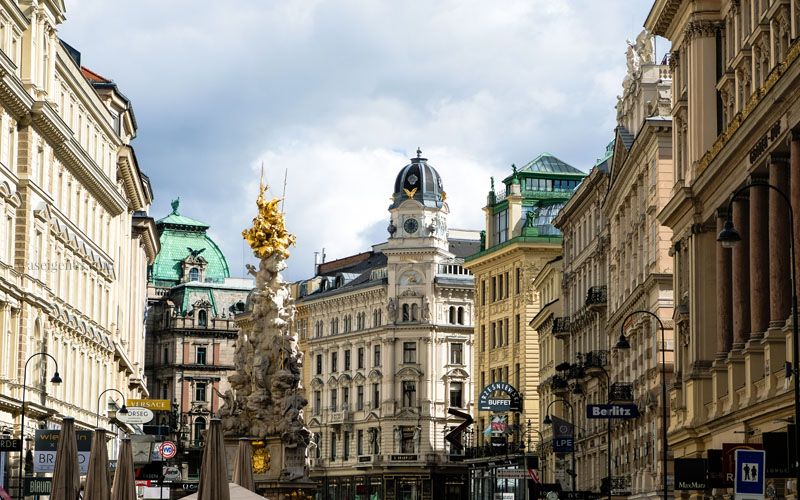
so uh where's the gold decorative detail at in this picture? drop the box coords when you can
[403,187,417,199]
[391,194,396,202]
[251,440,271,473]
[441,191,447,201]
[242,183,296,259]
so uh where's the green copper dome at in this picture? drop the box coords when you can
[149,198,230,287]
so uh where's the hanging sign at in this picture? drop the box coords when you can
[33,429,93,474]
[478,382,522,412]
[117,407,155,425]
[675,458,708,489]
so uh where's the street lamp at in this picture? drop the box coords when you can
[96,388,129,428]
[716,181,800,492]
[615,310,668,500]
[18,352,62,500]
[542,399,576,491]
[574,360,612,500]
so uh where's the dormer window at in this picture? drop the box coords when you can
[198,310,207,327]
[189,268,200,282]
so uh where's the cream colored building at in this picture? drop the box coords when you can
[0,1,157,496]
[647,0,800,498]
[295,153,479,500]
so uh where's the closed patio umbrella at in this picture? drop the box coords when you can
[110,438,136,500]
[84,428,110,500]
[50,416,80,500]
[183,482,266,500]
[196,418,231,500]
[232,437,255,491]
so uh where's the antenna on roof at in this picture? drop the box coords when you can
[417,147,422,158]
[280,168,288,212]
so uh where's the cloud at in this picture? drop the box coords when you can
[59,0,662,281]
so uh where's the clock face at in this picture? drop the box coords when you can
[404,218,419,234]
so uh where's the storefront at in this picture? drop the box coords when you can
[315,471,466,500]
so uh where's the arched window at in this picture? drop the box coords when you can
[411,303,419,321]
[194,418,206,442]
[189,268,199,282]
[198,310,207,327]
[402,304,410,322]
[448,306,456,324]
[457,307,465,325]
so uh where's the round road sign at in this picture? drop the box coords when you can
[159,441,177,459]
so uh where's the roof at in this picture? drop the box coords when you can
[81,66,111,83]
[449,239,481,259]
[156,212,210,229]
[616,126,634,151]
[519,153,584,174]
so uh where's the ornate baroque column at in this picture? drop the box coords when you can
[769,153,792,327]
[717,211,733,357]
[733,196,751,350]
[750,178,770,340]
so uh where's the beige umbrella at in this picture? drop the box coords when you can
[84,428,110,500]
[232,437,255,491]
[111,438,136,500]
[50,416,80,500]
[183,482,266,500]
[196,418,231,500]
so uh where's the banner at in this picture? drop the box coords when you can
[763,432,790,478]
[675,458,707,489]
[722,443,762,487]
[551,415,574,453]
[34,429,93,474]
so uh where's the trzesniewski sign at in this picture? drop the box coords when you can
[478,382,522,412]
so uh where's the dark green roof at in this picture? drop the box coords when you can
[150,199,230,286]
[519,153,584,174]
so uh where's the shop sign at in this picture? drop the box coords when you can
[748,119,782,165]
[560,493,589,500]
[0,438,21,451]
[497,469,529,479]
[763,432,790,478]
[127,399,171,411]
[723,443,763,487]
[178,482,199,492]
[478,382,522,412]
[494,494,514,500]
[358,456,372,463]
[708,450,724,488]
[34,429,93,474]
[585,404,639,419]
[675,458,708,489]
[117,407,154,425]
[551,415,573,453]
[24,477,51,496]
[390,454,417,461]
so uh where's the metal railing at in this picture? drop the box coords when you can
[584,350,609,369]
[585,285,608,306]
[552,317,570,335]
[609,382,634,402]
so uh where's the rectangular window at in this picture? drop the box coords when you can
[357,385,364,411]
[504,366,509,383]
[481,325,486,351]
[450,343,463,365]
[497,322,503,347]
[163,346,169,364]
[492,277,497,301]
[515,314,521,342]
[357,429,364,456]
[401,427,415,453]
[481,279,486,306]
[481,371,485,388]
[402,381,416,407]
[342,387,349,410]
[504,318,509,345]
[343,431,350,460]
[344,350,351,371]
[498,274,504,300]
[196,346,207,365]
[515,363,521,389]
[331,432,337,460]
[161,383,168,399]
[450,382,463,408]
[314,390,321,415]
[373,383,380,408]
[516,267,521,294]
[403,342,417,363]
[491,323,496,349]
[316,355,323,375]
[493,209,508,244]
[505,271,510,297]
[331,389,338,411]
[357,347,365,369]
[315,433,321,458]
[195,382,207,402]
[331,352,338,373]
[374,345,381,366]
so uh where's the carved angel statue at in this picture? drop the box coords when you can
[394,426,402,449]
[625,41,638,75]
[413,425,422,453]
[421,297,430,322]
[387,298,397,321]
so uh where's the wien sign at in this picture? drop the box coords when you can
[478,382,522,412]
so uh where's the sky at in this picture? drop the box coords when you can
[59,0,666,282]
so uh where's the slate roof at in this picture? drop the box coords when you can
[519,153,584,174]
[449,239,481,259]
[616,126,635,151]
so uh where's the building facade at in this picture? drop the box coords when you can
[647,0,800,498]
[0,1,158,496]
[145,200,253,481]
[463,155,585,500]
[294,153,479,500]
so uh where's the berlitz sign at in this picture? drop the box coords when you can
[585,404,639,419]
[478,382,522,412]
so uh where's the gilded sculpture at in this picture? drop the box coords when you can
[242,182,296,260]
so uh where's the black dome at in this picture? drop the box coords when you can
[390,151,444,209]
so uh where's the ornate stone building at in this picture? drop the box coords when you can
[145,200,253,481]
[295,152,479,500]
[0,1,158,495]
[647,0,800,498]
[463,155,585,500]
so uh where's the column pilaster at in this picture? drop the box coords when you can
[717,211,733,357]
[750,177,770,339]
[791,130,800,301]
[768,153,791,327]
[733,196,751,350]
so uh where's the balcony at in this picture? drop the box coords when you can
[551,375,569,394]
[584,350,609,369]
[585,285,607,308]
[609,382,634,402]
[329,409,353,424]
[552,317,570,339]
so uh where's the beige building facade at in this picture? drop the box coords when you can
[0,0,158,496]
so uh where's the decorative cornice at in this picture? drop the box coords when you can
[684,20,724,41]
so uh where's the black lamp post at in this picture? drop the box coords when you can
[717,181,800,492]
[543,399,576,491]
[615,310,668,500]
[96,388,129,428]
[18,352,61,500]
[575,361,612,500]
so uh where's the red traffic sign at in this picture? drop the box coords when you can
[159,441,177,459]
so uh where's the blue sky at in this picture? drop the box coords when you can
[60,1,665,282]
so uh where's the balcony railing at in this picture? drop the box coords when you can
[609,382,634,402]
[551,375,569,393]
[552,317,570,337]
[584,350,609,369]
[585,285,608,307]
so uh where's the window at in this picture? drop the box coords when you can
[373,383,380,408]
[498,274,504,300]
[504,318,509,345]
[374,345,381,366]
[357,429,364,456]
[491,323,496,349]
[516,267,521,294]
[189,268,199,281]
[492,277,497,301]
[449,306,456,324]
[357,347,364,369]
[330,432,337,460]
[314,391,321,415]
[457,306,464,325]
[198,310,207,327]
[194,418,206,442]
[342,387,349,410]
[515,314,521,342]
[316,355,322,375]
[505,271,510,297]
[401,427,415,453]
[344,350,351,371]
[195,382,207,402]
[331,389,338,411]
[402,381,416,407]
[331,352,338,373]
[481,280,486,306]
[196,346,207,365]
[411,303,418,321]
[493,209,508,244]
[162,346,169,364]
[403,342,417,363]
[402,304,410,322]
[161,382,168,399]
[357,385,364,410]
[450,382,463,408]
[344,432,350,460]
[450,343,463,365]
[314,433,321,458]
